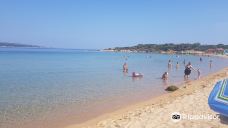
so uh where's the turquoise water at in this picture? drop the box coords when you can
[0,48,227,128]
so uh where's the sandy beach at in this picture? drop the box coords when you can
[1,1,228,128]
[65,67,228,128]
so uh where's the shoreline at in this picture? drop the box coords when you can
[101,49,228,58]
[65,67,228,128]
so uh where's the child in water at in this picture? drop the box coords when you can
[162,72,168,80]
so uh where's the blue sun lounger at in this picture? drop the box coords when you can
[208,79,228,117]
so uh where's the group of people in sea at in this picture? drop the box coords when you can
[162,57,213,81]
[162,59,201,80]
[123,55,213,80]
[123,62,143,77]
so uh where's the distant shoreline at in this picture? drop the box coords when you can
[0,42,41,48]
[102,43,228,58]
[101,49,228,59]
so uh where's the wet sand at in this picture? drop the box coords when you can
[65,67,228,128]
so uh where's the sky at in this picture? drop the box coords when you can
[0,0,228,49]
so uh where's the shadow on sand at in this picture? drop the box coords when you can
[220,115,228,125]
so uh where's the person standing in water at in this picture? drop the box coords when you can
[168,60,172,68]
[176,62,179,69]
[209,60,212,68]
[183,59,186,65]
[200,57,203,62]
[184,62,195,78]
[197,69,201,79]
[123,62,128,72]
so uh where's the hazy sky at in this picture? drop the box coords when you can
[0,0,228,49]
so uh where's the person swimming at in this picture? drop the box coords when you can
[162,72,168,80]
[184,62,195,78]
[123,62,128,72]
[132,72,143,77]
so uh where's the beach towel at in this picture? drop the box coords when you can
[208,79,228,117]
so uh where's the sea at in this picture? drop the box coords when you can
[0,48,227,128]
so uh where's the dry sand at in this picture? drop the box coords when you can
[65,67,228,128]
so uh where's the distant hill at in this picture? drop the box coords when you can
[0,42,41,48]
[106,43,228,52]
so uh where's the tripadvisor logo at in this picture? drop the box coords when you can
[171,112,181,122]
[171,112,219,122]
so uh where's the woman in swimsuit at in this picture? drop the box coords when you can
[184,62,195,78]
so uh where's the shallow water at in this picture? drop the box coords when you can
[0,48,227,128]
